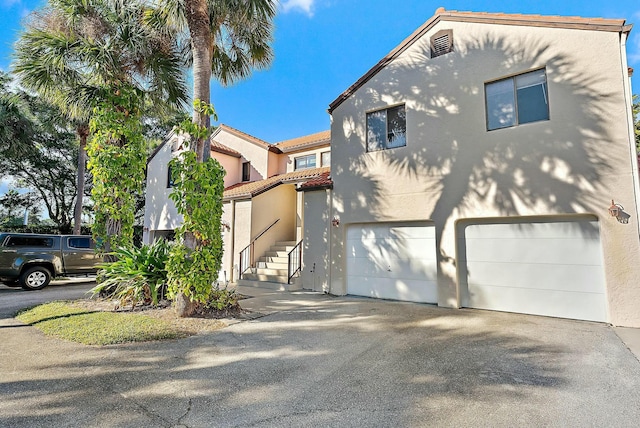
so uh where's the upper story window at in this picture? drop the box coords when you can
[321,151,331,167]
[242,162,251,182]
[294,154,317,170]
[430,30,453,58]
[167,165,174,188]
[485,68,549,131]
[366,104,406,152]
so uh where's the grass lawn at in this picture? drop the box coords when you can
[16,301,192,345]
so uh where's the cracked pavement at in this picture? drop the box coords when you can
[1,282,640,427]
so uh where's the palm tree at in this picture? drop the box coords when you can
[13,0,189,235]
[148,0,277,161]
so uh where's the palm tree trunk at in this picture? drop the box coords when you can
[73,124,89,235]
[184,0,212,163]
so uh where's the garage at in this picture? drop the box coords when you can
[458,216,607,322]
[346,222,438,303]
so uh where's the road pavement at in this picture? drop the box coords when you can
[1,285,640,427]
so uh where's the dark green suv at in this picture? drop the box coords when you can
[0,233,100,290]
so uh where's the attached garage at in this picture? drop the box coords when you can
[458,216,607,322]
[346,222,438,303]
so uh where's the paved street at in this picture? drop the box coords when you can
[1,285,640,427]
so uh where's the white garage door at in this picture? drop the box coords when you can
[459,217,607,322]
[346,223,438,303]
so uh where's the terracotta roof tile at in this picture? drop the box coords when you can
[210,140,242,157]
[275,130,331,152]
[298,171,333,191]
[223,167,330,200]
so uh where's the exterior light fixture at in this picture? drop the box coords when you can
[608,199,630,224]
[331,216,340,227]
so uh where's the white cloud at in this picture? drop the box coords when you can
[280,0,315,16]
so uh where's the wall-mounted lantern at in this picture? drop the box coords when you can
[331,216,340,227]
[608,199,630,224]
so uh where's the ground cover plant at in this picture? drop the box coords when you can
[16,301,193,345]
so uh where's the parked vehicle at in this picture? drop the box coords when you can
[0,233,100,290]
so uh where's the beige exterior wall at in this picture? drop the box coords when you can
[300,189,332,292]
[251,185,297,259]
[329,21,640,326]
[213,130,270,181]
[215,153,240,189]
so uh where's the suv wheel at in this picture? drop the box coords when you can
[20,267,52,290]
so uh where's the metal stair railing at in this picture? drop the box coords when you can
[239,218,280,278]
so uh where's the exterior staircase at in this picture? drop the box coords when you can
[237,241,302,291]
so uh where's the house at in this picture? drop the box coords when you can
[317,8,640,327]
[144,124,331,285]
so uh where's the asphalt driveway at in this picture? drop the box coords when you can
[1,285,639,427]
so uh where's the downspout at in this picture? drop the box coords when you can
[229,199,236,282]
[327,186,333,294]
[619,29,640,238]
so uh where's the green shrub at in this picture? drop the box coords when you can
[91,239,171,307]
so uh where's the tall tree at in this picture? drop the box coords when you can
[148,0,277,160]
[14,0,188,248]
[14,0,188,236]
[0,78,79,232]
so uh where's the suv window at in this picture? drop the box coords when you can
[6,236,54,248]
[68,237,91,249]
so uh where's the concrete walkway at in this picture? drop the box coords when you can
[1,286,640,427]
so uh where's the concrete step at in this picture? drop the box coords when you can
[256,261,288,270]
[269,245,295,252]
[259,256,288,264]
[237,278,302,291]
[242,272,289,283]
[276,240,298,246]
[254,268,289,276]
[264,250,291,258]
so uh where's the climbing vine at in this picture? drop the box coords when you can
[166,100,226,303]
[86,86,146,253]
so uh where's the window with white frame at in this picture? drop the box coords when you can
[485,69,549,131]
[294,154,316,170]
[321,151,331,167]
[366,104,406,152]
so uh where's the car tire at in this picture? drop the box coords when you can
[2,280,20,287]
[20,267,52,291]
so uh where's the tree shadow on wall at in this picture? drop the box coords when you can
[334,33,616,301]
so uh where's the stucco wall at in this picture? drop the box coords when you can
[144,141,182,244]
[251,185,297,260]
[301,189,331,292]
[329,20,640,326]
[215,153,240,189]
[213,130,269,181]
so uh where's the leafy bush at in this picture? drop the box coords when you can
[91,239,171,307]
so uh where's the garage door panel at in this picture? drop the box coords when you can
[466,283,607,322]
[464,261,606,294]
[460,218,607,322]
[347,256,437,282]
[462,221,600,240]
[347,223,437,304]
[347,275,438,303]
[460,237,603,265]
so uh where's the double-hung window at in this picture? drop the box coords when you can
[294,154,316,170]
[485,68,549,131]
[366,104,406,152]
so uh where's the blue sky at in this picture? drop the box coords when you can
[0,0,639,146]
